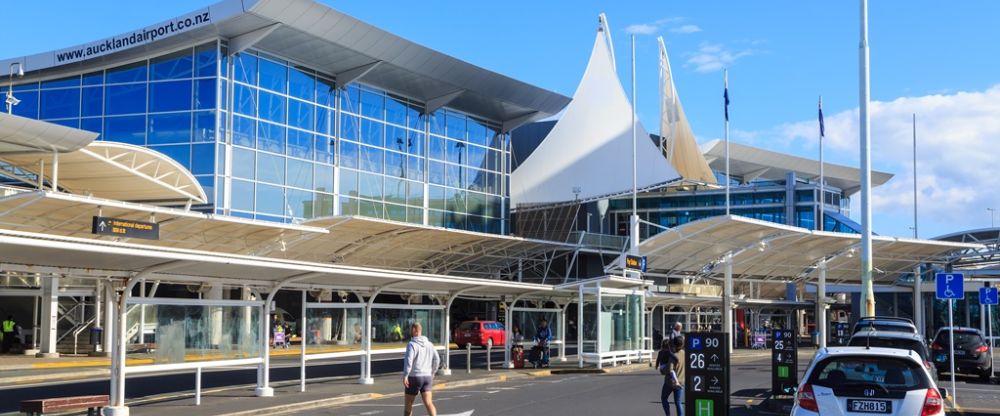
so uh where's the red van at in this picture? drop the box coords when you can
[453,320,506,349]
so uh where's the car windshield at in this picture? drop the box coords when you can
[847,337,928,360]
[853,323,915,334]
[809,356,929,391]
[459,322,480,330]
[934,331,983,347]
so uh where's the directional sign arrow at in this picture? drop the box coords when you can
[711,376,719,385]
[98,221,107,231]
[711,354,719,363]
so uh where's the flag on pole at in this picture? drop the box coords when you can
[724,72,730,122]
[818,96,825,137]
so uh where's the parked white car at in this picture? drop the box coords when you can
[792,346,944,416]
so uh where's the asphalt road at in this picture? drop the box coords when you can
[0,348,517,414]
[297,355,1000,416]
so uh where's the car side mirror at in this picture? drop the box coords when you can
[938,387,949,399]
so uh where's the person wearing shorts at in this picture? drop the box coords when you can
[403,321,440,416]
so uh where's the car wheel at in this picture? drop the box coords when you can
[982,368,993,382]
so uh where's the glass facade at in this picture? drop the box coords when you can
[3,40,511,233]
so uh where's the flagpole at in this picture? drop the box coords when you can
[819,96,825,231]
[630,34,639,255]
[912,113,918,239]
[724,69,730,216]
[859,0,875,316]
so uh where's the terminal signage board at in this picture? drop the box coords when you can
[623,254,647,273]
[685,332,729,416]
[771,329,798,396]
[91,216,159,240]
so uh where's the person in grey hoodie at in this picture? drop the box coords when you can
[403,321,440,416]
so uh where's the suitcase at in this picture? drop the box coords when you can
[512,347,525,368]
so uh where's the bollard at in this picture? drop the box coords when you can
[486,343,492,372]
[195,366,202,406]
[466,343,472,374]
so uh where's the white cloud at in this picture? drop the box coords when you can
[624,24,658,35]
[685,43,753,73]
[743,85,1000,237]
[670,24,702,34]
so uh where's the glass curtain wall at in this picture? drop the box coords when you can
[370,308,443,346]
[125,303,260,365]
[305,307,363,353]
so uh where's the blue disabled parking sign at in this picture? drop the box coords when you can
[936,273,965,300]
[980,287,998,305]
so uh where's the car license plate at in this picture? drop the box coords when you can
[936,353,947,362]
[953,349,966,356]
[848,399,891,414]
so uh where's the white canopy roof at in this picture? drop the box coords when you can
[0,112,97,153]
[510,22,680,206]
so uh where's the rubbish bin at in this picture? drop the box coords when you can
[90,327,103,346]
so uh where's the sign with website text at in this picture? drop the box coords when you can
[92,216,159,240]
[685,332,729,416]
[771,329,798,396]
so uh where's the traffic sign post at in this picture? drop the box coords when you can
[980,285,998,380]
[771,329,798,397]
[936,272,964,401]
[685,332,729,416]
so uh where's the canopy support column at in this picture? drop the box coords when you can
[257,272,324,396]
[559,302,569,362]
[913,265,923,338]
[578,285,584,369]
[442,287,484,375]
[817,260,828,349]
[504,300,513,368]
[595,281,603,370]
[723,252,734,355]
[37,275,59,358]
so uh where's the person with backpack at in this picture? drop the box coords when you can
[655,336,686,415]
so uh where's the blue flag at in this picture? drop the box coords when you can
[818,97,825,137]
[724,86,730,122]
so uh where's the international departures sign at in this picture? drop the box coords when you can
[92,216,159,240]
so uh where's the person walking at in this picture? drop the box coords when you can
[403,322,440,416]
[655,339,676,415]
[1,315,17,354]
[669,336,686,416]
[669,322,683,341]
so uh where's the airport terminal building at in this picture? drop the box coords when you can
[0,1,983,414]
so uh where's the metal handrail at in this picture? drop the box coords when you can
[71,315,98,355]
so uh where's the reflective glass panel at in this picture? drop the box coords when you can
[288,66,315,101]
[234,83,255,116]
[256,152,285,184]
[305,307,364,352]
[340,140,359,169]
[104,115,146,145]
[370,309,443,345]
[287,158,312,189]
[81,87,103,117]
[147,112,191,145]
[195,43,218,77]
[106,61,147,84]
[315,135,333,164]
[287,189,314,219]
[359,172,383,200]
[151,49,193,80]
[41,76,80,89]
[232,147,255,179]
[316,77,336,108]
[150,144,191,169]
[386,94,407,126]
[287,129,313,160]
[105,84,147,115]
[258,58,287,93]
[340,114,359,141]
[360,118,383,147]
[258,90,286,123]
[234,53,257,85]
[192,111,215,143]
[231,179,255,211]
[360,145,383,174]
[314,164,334,193]
[40,88,80,119]
[149,80,192,112]
[255,183,285,215]
[191,143,215,175]
[256,122,284,153]
[360,89,384,119]
[340,84,360,114]
[194,79,215,110]
[340,169,359,198]
[288,99,312,130]
[232,116,255,147]
[125,302,260,365]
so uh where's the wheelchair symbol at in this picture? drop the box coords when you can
[944,288,956,298]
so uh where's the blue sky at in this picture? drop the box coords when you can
[3,1,999,238]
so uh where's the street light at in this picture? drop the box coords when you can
[6,62,24,114]
[988,208,997,229]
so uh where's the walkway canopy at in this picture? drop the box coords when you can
[0,112,95,153]
[633,215,983,284]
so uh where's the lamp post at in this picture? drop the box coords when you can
[988,208,997,229]
[6,62,24,114]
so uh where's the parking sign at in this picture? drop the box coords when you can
[935,273,964,300]
[980,287,998,305]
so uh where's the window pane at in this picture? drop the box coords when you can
[81,117,102,134]
[234,53,257,85]
[149,80,192,112]
[360,118,383,147]
[447,140,466,165]
[105,84,147,115]
[151,49,193,80]
[256,152,285,185]
[386,203,406,222]
[359,145,383,174]
[340,84,360,113]
[467,144,487,169]
[258,58,287,93]
[384,177,405,205]
[234,83,255,116]
[287,189,314,219]
[41,76,80,89]
[147,112,191,144]
[428,161,445,185]
[385,151,404,178]
[315,135,333,164]
[106,61,147,84]
[82,72,103,86]
[232,179,255,211]
[258,90,286,123]
[386,125,406,152]
[288,99,312,130]
[195,43,218,77]
[340,140,359,169]
[385,94,407,126]
[340,113,359,141]
[256,122,284,153]
[405,155,424,181]
[193,111,215,142]
[151,144,191,169]
[315,193,334,217]
[428,110,445,136]
[287,158,312,189]
[447,164,464,189]
[195,79,215,110]
[428,185,446,210]
[446,112,466,139]
[360,90,384,119]
[47,119,79,128]
[316,107,333,136]
[358,172,383,200]
[288,66,315,101]
[191,143,214,175]
[316,77,336,108]
[340,168,359,198]
[429,136,445,161]
[40,88,80,119]
[256,184,284,216]
[104,115,146,145]
[340,196,358,215]
[9,91,38,118]
[407,131,424,156]
[467,118,488,146]
[81,87,102,117]
[232,147,255,179]
[233,116,255,147]
[407,103,423,131]
[287,129,313,160]
[314,164,333,193]
[406,180,423,207]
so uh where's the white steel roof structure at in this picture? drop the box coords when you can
[509,17,681,206]
[1,141,208,203]
[634,215,981,284]
[0,112,97,153]
[701,140,893,194]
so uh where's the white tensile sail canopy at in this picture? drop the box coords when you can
[510,17,681,207]
[658,37,717,185]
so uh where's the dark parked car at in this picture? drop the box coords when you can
[931,326,992,381]
[848,330,937,382]
[852,316,917,334]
